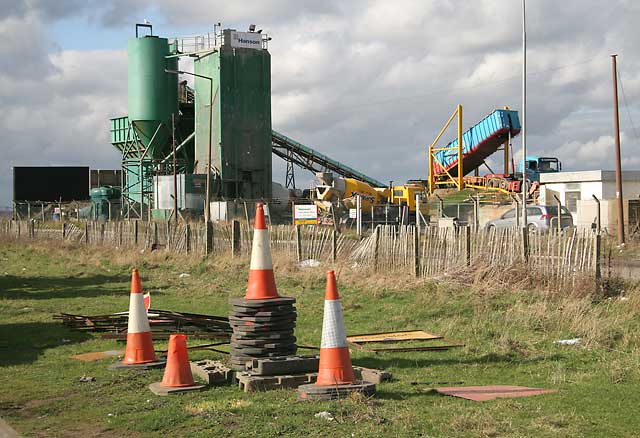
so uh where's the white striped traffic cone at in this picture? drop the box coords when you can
[245,203,280,300]
[122,269,158,365]
[315,270,356,386]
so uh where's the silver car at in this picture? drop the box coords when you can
[485,205,573,232]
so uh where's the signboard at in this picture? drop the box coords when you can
[13,166,89,202]
[349,208,357,219]
[229,31,262,49]
[294,204,318,225]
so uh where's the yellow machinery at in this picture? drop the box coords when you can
[314,173,428,221]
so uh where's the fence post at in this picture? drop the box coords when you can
[27,203,31,221]
[205,222,213,255]
[134,220,139,246]
[84,222,89,244]
[414,225,420,277]
[62,222,67,240]
[295,225,302,262]
[232,219,241,257]
[185,223,191,254]
[374,226,380,272]
[30,220,35,239]
[594,233,601,281]
[522,226,529,263]
[465,225,471,266]
[332,228,337,262]
[119,222,123,246]
[100,223,105,244]
[153,222,158,247]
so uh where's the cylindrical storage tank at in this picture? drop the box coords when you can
[127,35,178,158]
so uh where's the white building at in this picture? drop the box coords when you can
[539,170,640,233]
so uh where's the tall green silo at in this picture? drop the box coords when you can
[128,35,178,156]
[125,34,179,207]
[194,29,272,200]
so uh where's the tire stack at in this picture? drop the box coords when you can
[229,296,297,371]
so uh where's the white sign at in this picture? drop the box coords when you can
[294,204,318,225]
[349,208,357,219]
[229,31,262,49]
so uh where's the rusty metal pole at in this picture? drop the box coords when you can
[172,113,178,225]
[611,54,625,245]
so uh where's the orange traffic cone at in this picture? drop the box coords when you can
[110,269,165,370]
[315,271,356,386]
[149,334,206,395]
[297,271,376,400]
[161,334,195,386]
[245,203,280,300]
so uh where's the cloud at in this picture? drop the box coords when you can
[1,0,640,206]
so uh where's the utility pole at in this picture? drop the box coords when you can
[611,54,625,245]
[521,0,528,231]
[521,0,529,262]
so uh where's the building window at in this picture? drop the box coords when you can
[565,191,580,213]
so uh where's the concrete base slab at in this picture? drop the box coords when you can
[297,381,376,401]
[149,381,207,396]
[108,360,166,370]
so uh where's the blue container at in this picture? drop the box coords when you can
[433,109,521,177]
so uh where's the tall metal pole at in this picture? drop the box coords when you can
[611,54,625,245]
[172,113,178,224]
[521,0,528,230]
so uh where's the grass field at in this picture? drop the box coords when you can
[1,238,639,437]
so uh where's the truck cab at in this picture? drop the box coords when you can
[521,156,561,182]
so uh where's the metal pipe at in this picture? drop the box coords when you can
[165,68,213,228]
[592,194,601,234]
[554,194,561,235]
[611,54,625,245]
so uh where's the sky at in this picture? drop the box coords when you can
[1,0,639,207]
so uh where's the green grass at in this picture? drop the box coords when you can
[1,239,639,437]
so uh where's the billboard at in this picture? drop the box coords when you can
[13,166,90,202]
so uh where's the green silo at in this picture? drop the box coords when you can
[127,35,178,157]
[194,29,272,199]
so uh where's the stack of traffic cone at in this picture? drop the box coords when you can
[109,269,165,370]
[228,203,297,370]
[297,271,376,401]
[149,334,206,395]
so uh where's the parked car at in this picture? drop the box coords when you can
[485,205,573,232]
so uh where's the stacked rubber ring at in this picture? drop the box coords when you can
[229,297,297,370]
[229,203,297,370]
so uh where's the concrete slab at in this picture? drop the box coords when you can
[235,366,391,392]
[435,385,557,401]
[70,350,123,362]
[0,416,20,438]
[149,382,207,396]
